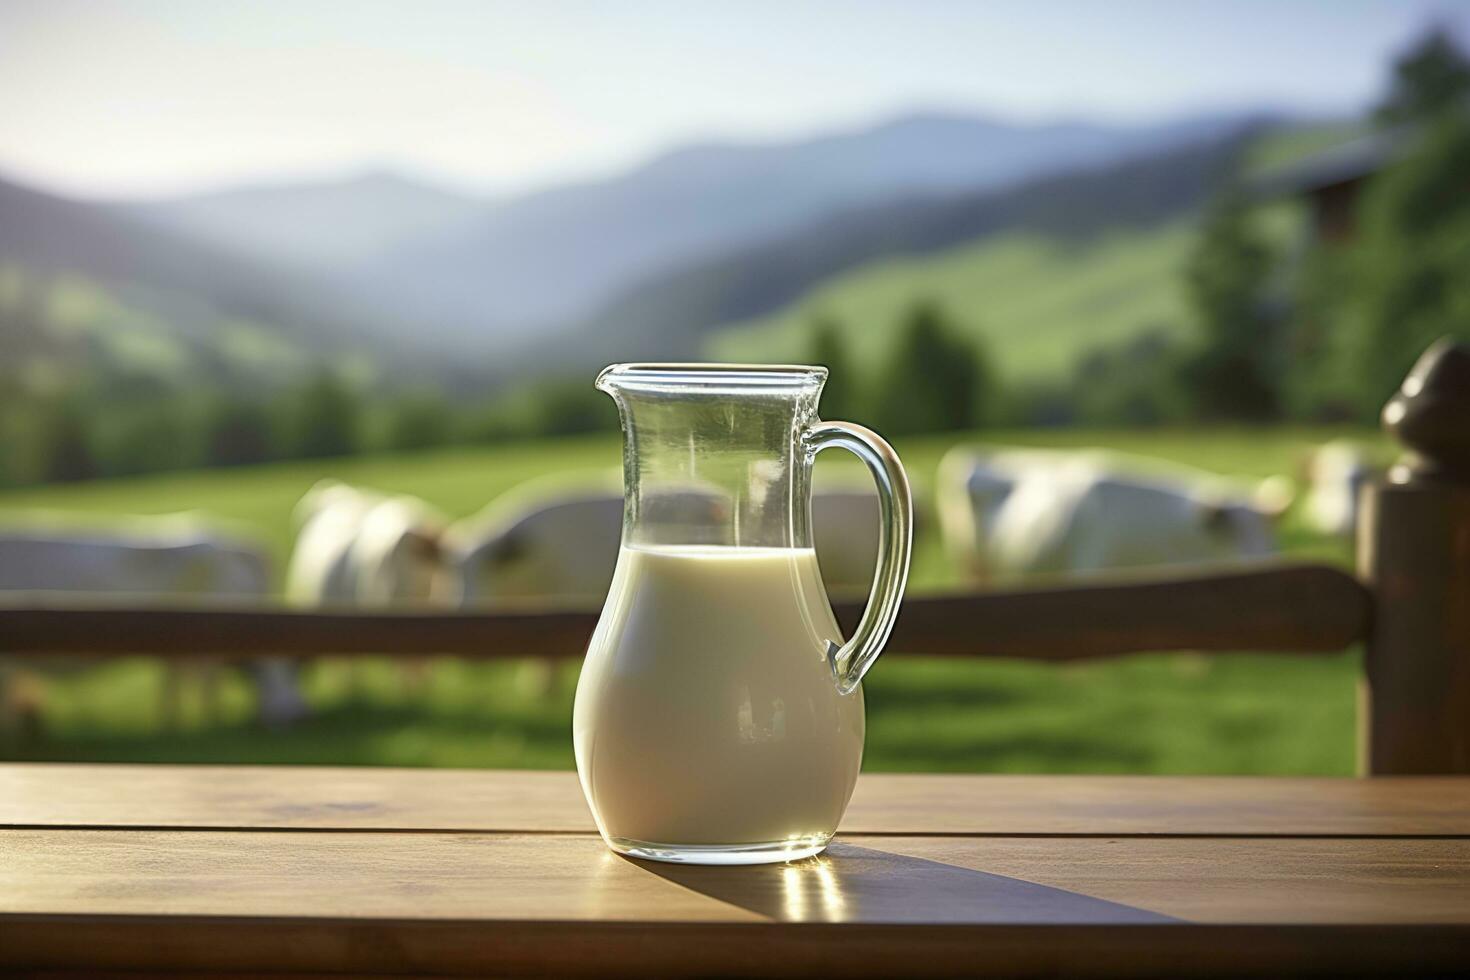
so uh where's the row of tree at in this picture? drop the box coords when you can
[0,371,619,487]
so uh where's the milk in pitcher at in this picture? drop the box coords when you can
[573,544,864,859]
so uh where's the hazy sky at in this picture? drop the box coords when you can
[2,0,1465,199]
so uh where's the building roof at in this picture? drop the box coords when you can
[1248,128,1409,200]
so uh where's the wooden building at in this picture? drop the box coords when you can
[1250,129,1405,246]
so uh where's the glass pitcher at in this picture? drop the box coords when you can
[573,363,912,865]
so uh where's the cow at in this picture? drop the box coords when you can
[441,476,628,605]
[0,516,306,733]
[937,446,1291,583]
[443,476,758,604]
[442,474,902,696]
[285,481,448,608]
[936,447,1059,581]
[1302,440,1374,538]
[284,481,448,700]
[437,475,632,697]
[444,475,904,604]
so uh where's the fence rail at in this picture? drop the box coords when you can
[0,563,1369,662]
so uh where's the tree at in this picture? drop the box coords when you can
[1345,113,1470,416]
[1073,328,1189,427]
[292,371,360,459]
[532,377,619,436]
[1283,29,1470,420]
[1375,28,1470,126]
[1282,247,1359,421]
[386,390,455,452]
[807,315,857,420]
[102,400,200,475]
[1181,191,1283,421]
[38,400,99,483]
[875,301,993,435]
[205,397,275,467]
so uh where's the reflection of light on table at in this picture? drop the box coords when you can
[780,856,847,922]
[780,864,806,920]
[812,857,846,920]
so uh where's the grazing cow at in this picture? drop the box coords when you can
[284,481,448,700]
[443,475,902,697]
[444,476,903,603]
[285,481,447,607]
[936,447,1055,580]
[439,476,632,698]
[1302,440,1374,538]
[282,482,374,607]
[0,517,305,731]
[937,446,1290,582]
[444,477,700,603]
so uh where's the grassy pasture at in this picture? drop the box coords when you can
[0,426,1384,773]
[710,225,1200,384]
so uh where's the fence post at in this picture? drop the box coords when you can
[1359,338,1470,774]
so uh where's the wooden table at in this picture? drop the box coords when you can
[3,766,1470,977]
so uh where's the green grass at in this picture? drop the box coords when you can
[0,434,625,578]
[0,426,1385,773]
[709,225,1201,383]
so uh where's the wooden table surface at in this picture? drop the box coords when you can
[3,766,1469,977]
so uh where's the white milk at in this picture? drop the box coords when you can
[573,545,864,852]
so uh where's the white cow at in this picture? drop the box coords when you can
[438,476,634,698]
[444,476,902,603]
[283,482,376,607]
[284,481,448,701]
[937,446,1290,582]
[0,516,305,731]
[1302,440,1374,538]
[444,476,700,603]
[937,447,1061,580]
[443,475,900,697]
[285,481,447,608]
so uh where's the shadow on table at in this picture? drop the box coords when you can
[629,843,1177,924]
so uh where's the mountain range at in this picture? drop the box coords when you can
[331,111,1258,341]
[0,173,370,353]
[541,130,1252,370]
[130,170,481,273]
[0,107,1289,392]
[0,172,446,395]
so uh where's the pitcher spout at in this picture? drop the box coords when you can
[596,363,827,551]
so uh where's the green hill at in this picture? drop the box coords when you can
[0,264,328,392]
[709,221,1199,383]
[707,120,1350,385]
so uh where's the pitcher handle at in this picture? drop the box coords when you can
[802,421,913,694]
